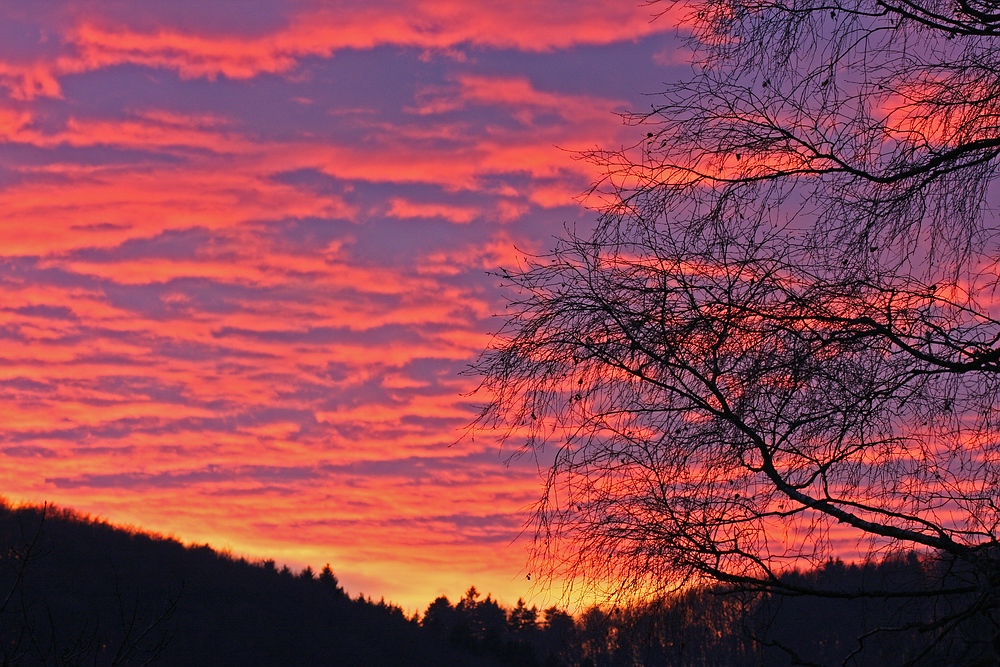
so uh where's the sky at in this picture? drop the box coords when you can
[0,1,689,611]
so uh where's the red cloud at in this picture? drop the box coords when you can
[1,1,679,99]
[0,0,684,613]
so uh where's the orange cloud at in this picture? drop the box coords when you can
[0,60,74,100]
[387,198,480,224]
[1,1,679,99]
[0,0,685,614]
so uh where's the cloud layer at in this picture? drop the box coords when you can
[0,1,683,610]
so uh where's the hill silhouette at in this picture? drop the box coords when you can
[3,500,992,666]
[0,500,512,666]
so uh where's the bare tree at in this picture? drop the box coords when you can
[474,0,1000,662]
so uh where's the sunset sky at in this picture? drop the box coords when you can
[0,2,691,611]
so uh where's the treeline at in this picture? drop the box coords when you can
[2,500,995,666]
[422,585,755,667]
[422,555,995,667]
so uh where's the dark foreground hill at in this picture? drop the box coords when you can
[4,500,996,667]
[0,501,507,667]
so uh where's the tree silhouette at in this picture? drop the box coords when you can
[474,0,1000,662]
[508,599,539,634]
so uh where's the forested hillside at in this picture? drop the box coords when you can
[0,501,507,666]
[2,501,990,666]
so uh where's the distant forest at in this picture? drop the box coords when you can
[0,501,990,666]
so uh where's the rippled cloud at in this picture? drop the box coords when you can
[0,1,685,610]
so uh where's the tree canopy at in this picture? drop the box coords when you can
[475,0,1000,661]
